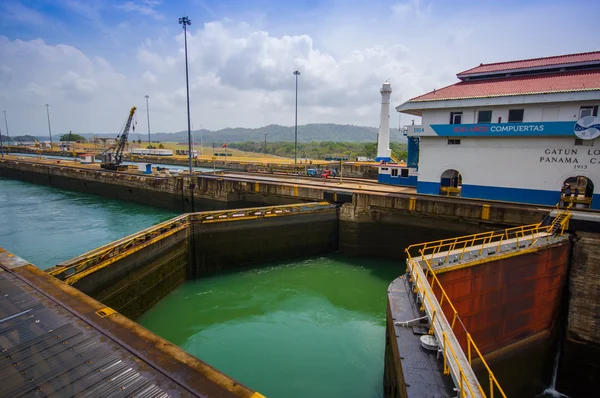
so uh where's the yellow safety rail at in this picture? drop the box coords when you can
[440,186,461,196]
[408,206,571,265]
[48,214,189,281]
[188,201,335,224]
[47,202,336,283]
[406,250,505,398]
[404,205,572,398]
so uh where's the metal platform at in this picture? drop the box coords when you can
[0,249,263,398]
[388,276,455,397]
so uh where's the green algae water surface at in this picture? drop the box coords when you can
[0,177,176,269]
[138,255,402,398]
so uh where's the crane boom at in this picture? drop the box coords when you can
[101,106,137,171]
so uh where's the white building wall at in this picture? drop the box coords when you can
[418,136,600,193]
[420,101,597,125]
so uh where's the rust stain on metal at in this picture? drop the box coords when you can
[437,242,570,355]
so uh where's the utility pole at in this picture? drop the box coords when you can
[3,110,9,145]
[45,104,53,148]
[264,132,268,156]
[293,70,300,165]
[145,95,151,149]
[179,16,193,177]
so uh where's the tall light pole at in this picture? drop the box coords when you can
[45,104,53,148]
[179,16,193,176]
[264,132,268,157]
[145,95,151,149]
[3,110,9,145]
[293,70,300,165]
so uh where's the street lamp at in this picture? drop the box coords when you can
[179,16,193,177]
[3,110,9,145]
[293,70,300,165]
[45,104,53,148]
[264,132,268,157]
[144,95,151,149]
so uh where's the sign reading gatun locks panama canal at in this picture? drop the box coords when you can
[541,116,600,168]
[540,148,600,168]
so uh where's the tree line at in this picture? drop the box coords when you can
[228,141,408,160]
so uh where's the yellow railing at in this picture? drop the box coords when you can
[404,205,571,397]
[47,202,337,283]
[408,208,570,265]
[560,195,592,204]
[406,250,505,398]
[440,186,462,196]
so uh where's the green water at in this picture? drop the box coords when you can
[138,255,401,398]
[0,177,177,269]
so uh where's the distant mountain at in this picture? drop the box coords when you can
[64,123,407,144]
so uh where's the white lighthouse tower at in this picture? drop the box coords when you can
[376,81,392,162]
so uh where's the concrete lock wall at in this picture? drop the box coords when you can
[71,228,189,320]
[557,232,600,397]
[0,159,212,212]
[190,210,339,277]
[63,207,339,319]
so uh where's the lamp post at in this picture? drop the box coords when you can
[179,16,193,177]
[45,104,53,148]
[0,127,4,157]
[144,95,151,149]
[3,110,9,145]
[293,70,300,165]
[264,132,268,157]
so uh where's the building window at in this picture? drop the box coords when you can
[575,139,594,146]
[450,112,463,124]
[477,110,492,124]
[448,139,461,145]
[391,168,398,177]
[401,168,409,178]
[508,109,524,123]
[580,106,599,118]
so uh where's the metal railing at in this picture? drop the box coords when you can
[407,207,571,267]
[406,252,503,398]
[404,205,572,398]
[48,214,189,282]
[47,202,337,284]
[188,201,335,224]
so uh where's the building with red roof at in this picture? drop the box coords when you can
[384,51,600,209]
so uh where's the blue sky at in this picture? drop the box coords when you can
[1,0,599,136]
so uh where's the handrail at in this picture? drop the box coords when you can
[47,202,337,282]
[406,250,505,398]
[407,207,571,264]
[403,205,572,398]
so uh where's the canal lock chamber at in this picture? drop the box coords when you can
[46,202,577,397]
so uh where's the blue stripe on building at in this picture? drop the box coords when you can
[416,181,599,210]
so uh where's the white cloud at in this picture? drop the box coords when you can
[2,1,599,136]
[117,1,163,20]
[142,71,157,83]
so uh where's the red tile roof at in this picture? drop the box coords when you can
[458,51,600,77]
[408,70,600,102]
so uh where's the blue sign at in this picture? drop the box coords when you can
[430,121,576,137]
